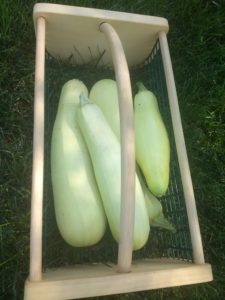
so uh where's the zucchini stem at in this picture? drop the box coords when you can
[136,81,148,92]
[79,92,89,107]
[151,214,175,232]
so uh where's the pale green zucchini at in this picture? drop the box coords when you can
[77,94,150,250]
[51,79,106,247]
[89,79,120,139]
[136,167,174,231]
[135,82,170,197]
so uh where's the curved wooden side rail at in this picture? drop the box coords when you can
[29,16,46,282]
[100,22,135,273]
[159,31,205,264]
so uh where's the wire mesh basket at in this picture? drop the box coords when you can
[24,3,212,300]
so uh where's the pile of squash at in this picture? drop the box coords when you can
[51,79,173,250]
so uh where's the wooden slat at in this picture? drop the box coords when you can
[24,259,213,300]
[29,16,46,282]
[159,31,205,264]
[33,3,168,67]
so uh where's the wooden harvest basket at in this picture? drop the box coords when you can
[24,3,213,300]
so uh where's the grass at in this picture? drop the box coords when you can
[0,0,225,299]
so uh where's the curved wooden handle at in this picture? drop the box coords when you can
[100,22,135,273]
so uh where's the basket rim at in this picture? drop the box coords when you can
[33,3,169,67]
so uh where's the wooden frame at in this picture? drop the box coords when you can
[24,259,212,300]
[29,15,45,282]
[24,3,213,299]
[33,3,168,67]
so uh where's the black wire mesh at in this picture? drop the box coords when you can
[42,40,193,271]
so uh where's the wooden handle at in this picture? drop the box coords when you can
[159,31,205,264]
[100,22,135,273]
[29,16,46,281]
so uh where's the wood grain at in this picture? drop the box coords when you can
[159,31,205,264]
[29,16,46,282]
[33,3,168,67]
[100,22,135,273]
[24,259,213,300]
